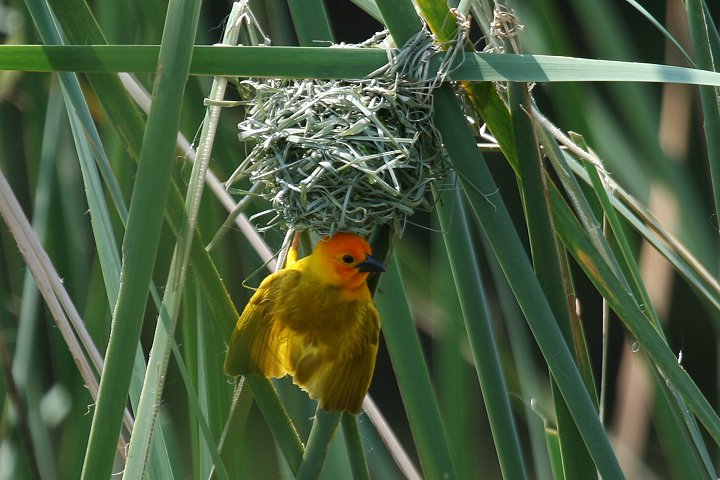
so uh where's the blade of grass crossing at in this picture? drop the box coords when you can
[22,3,168,468]
[64,86,169,466]
[28,0,188,473]
[45,0,146,160]
[657,368,715,479]
[651,369,712,479]
[546,110,717,464]
[556,147,720,317]
[26,0,168,452]
[567,133,663,332]
[80,0,202,477]
[554,137,713,474]
[625,0,694,65]
[539,139,628,290]
[23,0,112,383]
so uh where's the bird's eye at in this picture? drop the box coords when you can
[342,255,354,264]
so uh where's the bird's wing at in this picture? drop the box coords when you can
[224,269,301,378]
[291,302,380,413]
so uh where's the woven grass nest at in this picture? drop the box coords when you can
[227,31,452,237]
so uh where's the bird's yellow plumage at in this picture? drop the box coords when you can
[224,232,384,413]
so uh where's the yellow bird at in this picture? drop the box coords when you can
[224,232,385,413]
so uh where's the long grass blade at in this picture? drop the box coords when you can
[509,75,596,477]
[244,375,305,474]
[0,168,99,435]
[480,233,553,479]
[341,413,370,480]
[80,0,202,476]
[375,260,457,479]
[209,380,254,480]
[432,84,624,479]
[9,45,720,86]
[547,129,716,478]
[9,83,64,480]
[685,0,720,229]
[361,396,422,480]
[6,0,720,477]
[435,184,528,479]
[538,124,720,316]
[296,408,342,480]
[170,340,230,480]
[287,0,334,46]
[122,3,244,476]
[23,0,182,474]
[546,181,720,447]
[625,0,693,66]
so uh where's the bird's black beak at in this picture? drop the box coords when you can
[357,254,385,273]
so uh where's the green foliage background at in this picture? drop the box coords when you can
[1,0,720,479]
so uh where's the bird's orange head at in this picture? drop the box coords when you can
[310,232,385,291]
